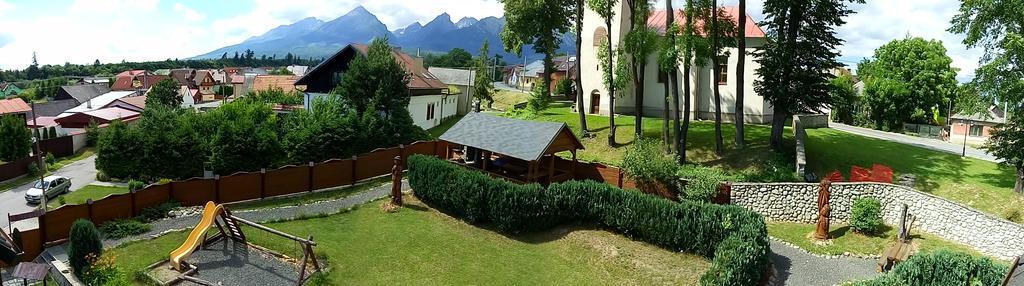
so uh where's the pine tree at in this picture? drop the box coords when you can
[473,40,496,108]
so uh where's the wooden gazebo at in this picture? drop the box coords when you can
[439,113,584,184]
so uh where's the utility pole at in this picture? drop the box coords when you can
[962,119,969,157]
[31,102,47,211]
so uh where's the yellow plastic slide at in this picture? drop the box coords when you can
[169,201,224,271]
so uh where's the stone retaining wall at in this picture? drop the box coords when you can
[731,182,1024,260]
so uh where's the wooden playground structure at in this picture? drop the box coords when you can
[152,202,321,286]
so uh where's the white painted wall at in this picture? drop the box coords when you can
[409,94,458,130]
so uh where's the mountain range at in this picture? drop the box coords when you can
[193,6,575,63]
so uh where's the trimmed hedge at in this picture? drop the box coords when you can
[408,155,770,286]
[853,250,1008,286]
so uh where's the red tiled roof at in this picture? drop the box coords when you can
[0,98,31,115]
[111,75,168,91]
[26,116,58,128]
[351,44,447,90]
[252,75,299,92]
[647,7,766,38]
[116,70,149,77]
[230,75,244,84]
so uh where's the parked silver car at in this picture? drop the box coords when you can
[25,176,71,204]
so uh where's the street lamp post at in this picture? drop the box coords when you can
[961,120,970,158]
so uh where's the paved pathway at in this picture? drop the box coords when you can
[769,241,879,285]
[830,123,998,162]
[0,155,98,232]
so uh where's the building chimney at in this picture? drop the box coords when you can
[86,99,91,109]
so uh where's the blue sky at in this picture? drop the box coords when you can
[0,0,982,81]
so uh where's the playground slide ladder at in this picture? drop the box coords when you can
[220,208,246,241]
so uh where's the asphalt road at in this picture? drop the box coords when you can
[0,155,98,231]
[829,123,999,163]
[494,81,524,92]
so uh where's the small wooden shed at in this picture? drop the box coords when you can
[439,112,584,184]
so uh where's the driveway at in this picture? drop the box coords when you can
[829,123,998,163]
[0,155,98,231]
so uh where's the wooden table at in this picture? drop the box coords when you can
[877,241,912,272]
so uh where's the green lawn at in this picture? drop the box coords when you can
[428,115,464,139]
[767,222,985,258]
[109,197,710,285]
[508,102,1022,222]
[50,184,128,208]
[491,90,530,111]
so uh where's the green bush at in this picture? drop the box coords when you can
[45,152,55,166]
[740,155,798,183]
[68,219,103,277]
[27,161,39,176]
[850,197,884,234]
[99,219,151,239]
[95,170,110,182]
[678,164,737,202]
[853,250,1008,286]
[138,200,180,222]
[127,180,145,191]
[622,139,679,188]
[48,127,57,139]
[408,155,770,286]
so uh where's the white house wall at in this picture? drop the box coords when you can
[580,0,630,116]
[409,94,458,130]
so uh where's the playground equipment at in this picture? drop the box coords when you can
[167,202,321,286]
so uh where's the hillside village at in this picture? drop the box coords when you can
[1,1,1023,286]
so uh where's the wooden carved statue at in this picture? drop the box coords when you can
[814,180,832,240]
[391,156,403,206]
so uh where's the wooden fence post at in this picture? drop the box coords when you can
[168,181,176,203]
[350,156,358,185]
[260,168,267,199]
[308,162,315,193]
[617,168,624,188]
[399,144,406,170]
[214,175,221,203]
[129,189,137,216]
[86,199,94,222]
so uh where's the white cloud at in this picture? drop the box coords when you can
[174,3,204,22]
[69,0,159,14]
[0,0,14,15]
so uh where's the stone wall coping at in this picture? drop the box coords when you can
[732,181,1024,231]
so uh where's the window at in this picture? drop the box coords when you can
[426,103,435,120]
[969,125,983,137]
[716,56,728,85]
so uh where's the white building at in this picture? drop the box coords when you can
[580,5,774,123]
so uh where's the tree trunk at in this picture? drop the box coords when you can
[734,0,746,148]
[1016,165,1023,194]
[680,2,692,164]
[663,79,670,149]
[607,17,616,147]
[770,106,787,151]
[542,53,554,99]
[667,0,680,156]
[627,1,644,138]
[575,0,588,137]
[711,1,723,155]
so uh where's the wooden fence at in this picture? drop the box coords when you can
[10,140,634,261]
[0,155,39,182]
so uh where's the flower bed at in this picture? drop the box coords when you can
[408,155,770,286]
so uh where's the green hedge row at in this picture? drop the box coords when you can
[854,250,1008,286]
[407,155,770,286]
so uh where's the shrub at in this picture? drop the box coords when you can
[850,197,884,234]
[27,161,39,176]
[408,155,770,285]
[853,250,1008,286]
[68,219,103,277]
[1003,208,1022,223]
[99,219,151,239]
[81,254,128,286]
[48,126,58,139]
[95,170,110,182]
[127,179,145,191]
[45,152,55,166]
[622,139,679,187]
[138,200,180,222]
[678,164,737,202]
[740,155,798,182]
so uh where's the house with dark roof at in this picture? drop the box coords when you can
[54,84,110,104]
[427,67,475,115]
[296,43,456,129]
[949,106,1010,145]
[169,69,218,103]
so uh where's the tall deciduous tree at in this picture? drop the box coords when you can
[474,40,497,108]
[573,0,590,137]
[658,20,680,150]
[734,0,746,148]
[708,1,737,154]
[501,0,574,100]
[622,0,658,137]
[857,37,958,130]
[950,0,1024,193]
[589,0,621,146]
[146,78,183,108]
[755,0,862,151]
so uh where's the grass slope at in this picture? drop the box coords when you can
[50,184,129,208]
[767,222,986,258]
[109,197,709,285]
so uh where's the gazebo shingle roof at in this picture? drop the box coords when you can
[439,112,582,161]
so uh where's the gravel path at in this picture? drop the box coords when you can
[769,241,880,285]
[106,180,404,247]
[180,239,302,286]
